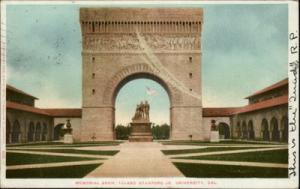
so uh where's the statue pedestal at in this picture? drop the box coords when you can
[129,121,153,142]
[210,131,219,143]
[64,134,74,144]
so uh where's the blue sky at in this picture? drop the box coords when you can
[5,3,288,125]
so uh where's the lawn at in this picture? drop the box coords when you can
[7,141,122,147]
[6,152,101,166]
[6,163,101,178]
[10,149,119,156]
[174,163,288,178]
[176,149,288,164]
[161,140,281,146]
[162,147,269,155]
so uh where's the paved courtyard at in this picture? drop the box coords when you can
[6,141,288,178]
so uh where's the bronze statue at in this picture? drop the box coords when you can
[132,101,150,122]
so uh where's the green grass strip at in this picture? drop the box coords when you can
[162,140,281,146]
[176,149,288,164]
[174,162,288,178]
[7,141,122,147]
[162,147,268,155]
[10,148,119,156]
[6,163,101,178]
[6,152,101,166]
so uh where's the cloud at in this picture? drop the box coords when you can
[6,4,288,124]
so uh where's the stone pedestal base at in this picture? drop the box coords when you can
[129,122,153,142]
[64,134,74,144]
[210,131,219,142]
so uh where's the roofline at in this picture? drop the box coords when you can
[6,84,38,100]
[6,101,50,116]
[237,95,288,114]
[42,108,82,118]
[245,78,288,99]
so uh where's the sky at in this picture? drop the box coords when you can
[5,3,288,125]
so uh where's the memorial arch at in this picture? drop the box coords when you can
[80,8,204,141]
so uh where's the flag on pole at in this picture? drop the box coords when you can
[146,86,157,96]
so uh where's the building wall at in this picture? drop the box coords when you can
[53,117,82,142]
[6,90,35,107]
[248,86,288,104]
[6,109,53,144]
[203,117,231,140]
[231,105,288,142]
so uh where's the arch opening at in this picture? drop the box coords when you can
[218,122,230,139]
[6,119,11,144]
[54,123,64,141]
[261,119,270,141]
[12,120,21,143]
[112,72,172,106]
[113,73,171,140]
[271,117,280,142]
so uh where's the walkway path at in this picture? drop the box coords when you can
[85,142,184,177]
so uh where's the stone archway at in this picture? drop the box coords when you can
[54,123,64,141]
[80,8,204,141]
[218,122,230,139]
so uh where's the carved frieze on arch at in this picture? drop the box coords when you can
[102,63,179,106]
[83,34,200,52]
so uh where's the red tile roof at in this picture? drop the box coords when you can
[6,101,82,117]
[203,107,240,117]
[245,78,288,99]
[6,101,50,116]
[236,95,288,114]
[6,85,38,99]
[43,109,82,117]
